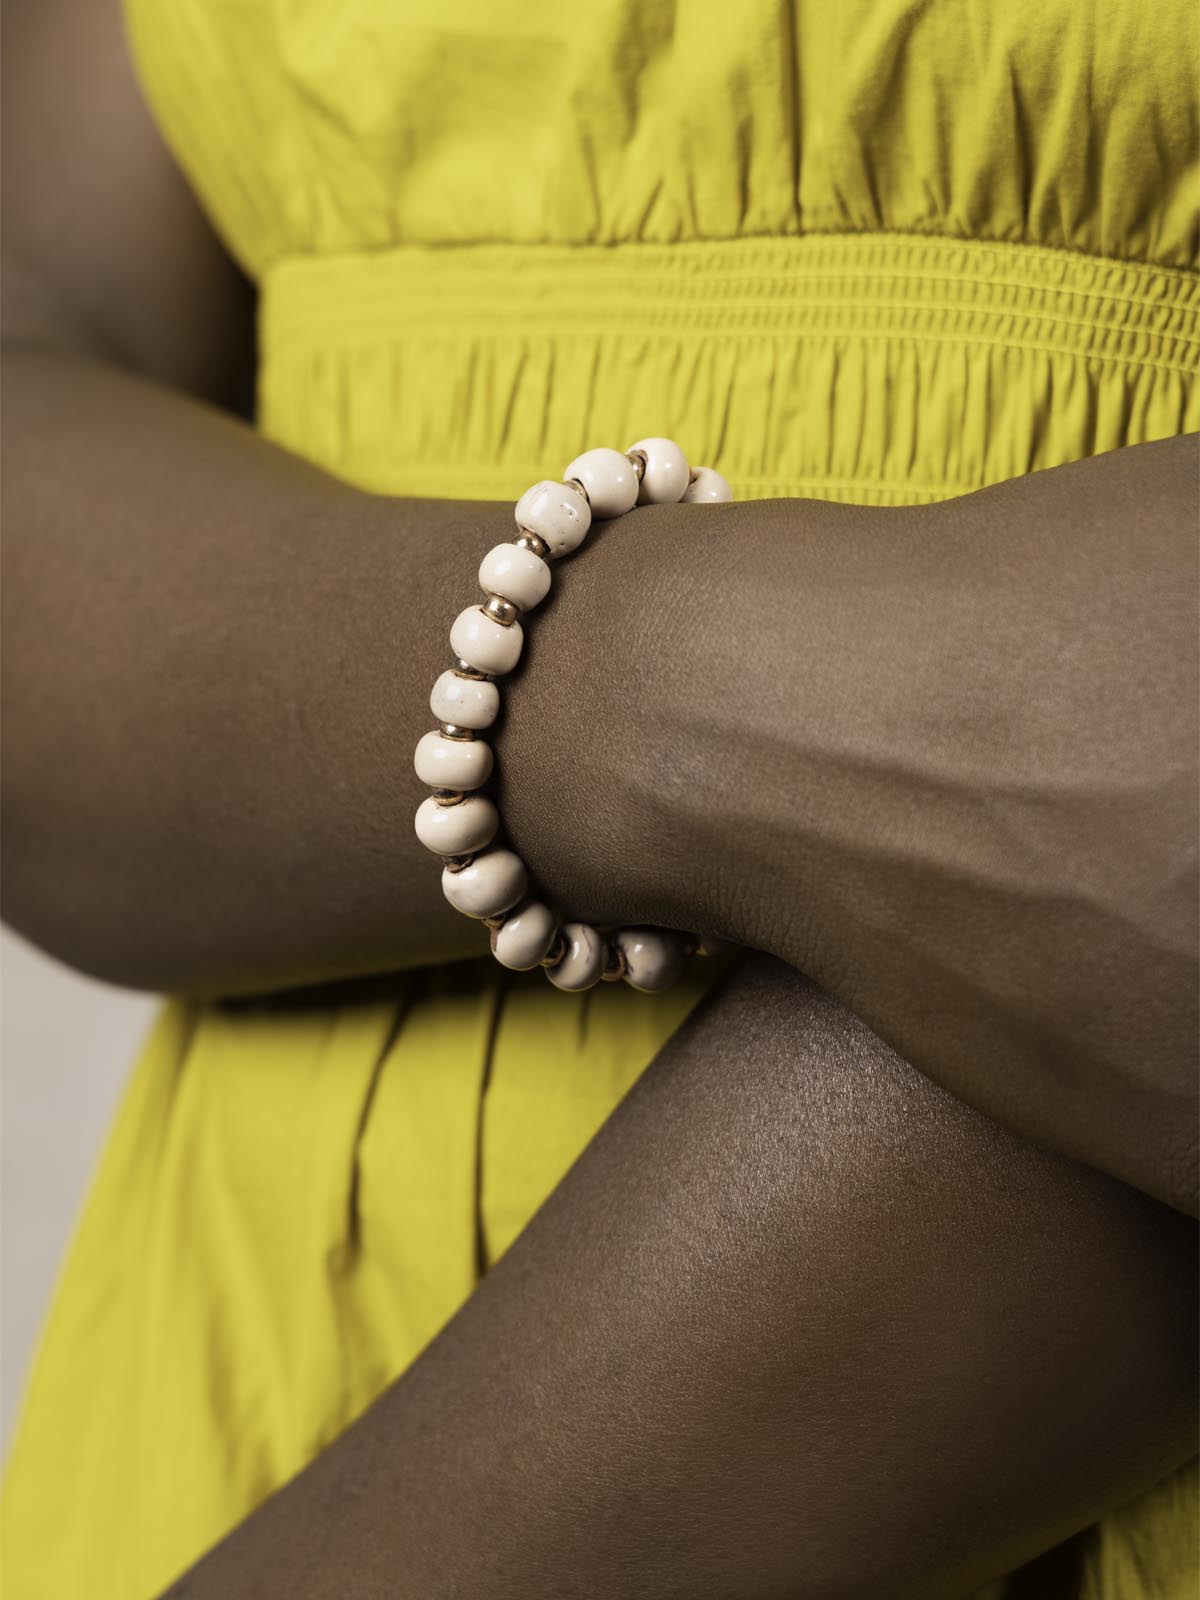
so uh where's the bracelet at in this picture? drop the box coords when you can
[412,438,732,993]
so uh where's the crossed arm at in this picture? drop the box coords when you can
[3,2,1197,1593]
[5,0,1197,1213]
[162,955,1198,1600]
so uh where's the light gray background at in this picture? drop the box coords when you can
[0,926,154,1450]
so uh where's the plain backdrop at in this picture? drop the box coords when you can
[0,926,154,1452]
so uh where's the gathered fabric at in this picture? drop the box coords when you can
[3,0,1197,1595]
[258,233,1199,505]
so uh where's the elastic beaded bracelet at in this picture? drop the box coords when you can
[412,438,732,993]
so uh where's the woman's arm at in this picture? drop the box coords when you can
[5,0,1194,1206]
[2,0,521,989]
[499,437,1199,1211]
[1,347,536,989]
[163,955,1198,1600]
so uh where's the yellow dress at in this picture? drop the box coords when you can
[4,2,1198,1595]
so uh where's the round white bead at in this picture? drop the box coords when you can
[682,465,733,503]
[442,849,528,919]
[414,794,499,856]
[514,480,592,557]
[429,669,500,730]
[492,900,559,970]
[450,606,524,675]
[545,921,606,991]
[413,729,493,791]
[563,448,639,519]
[629,436,691,505]
[616,927,692,992]
[478,543,552,611]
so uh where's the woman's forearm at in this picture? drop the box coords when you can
[738,438,1200,1212]
[5,305,1195,1213]
[162,955,1198,1600]
[499,436,1199,1209]
[1,343,521,991]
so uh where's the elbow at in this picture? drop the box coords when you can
[2,810,170,995]
[1,888,168,998]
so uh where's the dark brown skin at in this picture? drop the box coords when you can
[2,2,1197,1595]
[5,2,1198,1217]
[501,438,1200,1216]
[163,957,1198,1600]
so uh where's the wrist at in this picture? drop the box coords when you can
[497,496,741,945]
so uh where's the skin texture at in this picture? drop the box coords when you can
[499,439,1200,1213]
[165,957,1198,1600]
[4,1,1198,1215]
[2,1,1197,1593]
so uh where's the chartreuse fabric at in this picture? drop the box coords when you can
[4,1,1198,1595]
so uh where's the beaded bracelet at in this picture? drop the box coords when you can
[412,438,731,993]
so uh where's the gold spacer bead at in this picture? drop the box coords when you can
[433,789,467,807]
[600,943,628,982]
[625,449,647,482]
[454,658,489,680]
[515,530,550,560]
[482,594,519,626]
[439,723,475,741]
[539,931,567,969]
[564,476,588,503]
[443,854,475,873]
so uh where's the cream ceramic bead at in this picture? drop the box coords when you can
[514,480,592,557]
[429,669,500,729]
[450,606,524,675]
[617,927,692,992]
[413,729,493,790]
[414,794,499,856]
[563,447,639,519]
[492,900,559,970]
[478,543,552,611]
[629,436,690,505]
[682,465,733,503]
[545,921,606,991]
[442,849,527,919]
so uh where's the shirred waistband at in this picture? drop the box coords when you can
[258,232,1200,504]
[265,234,1199,368]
